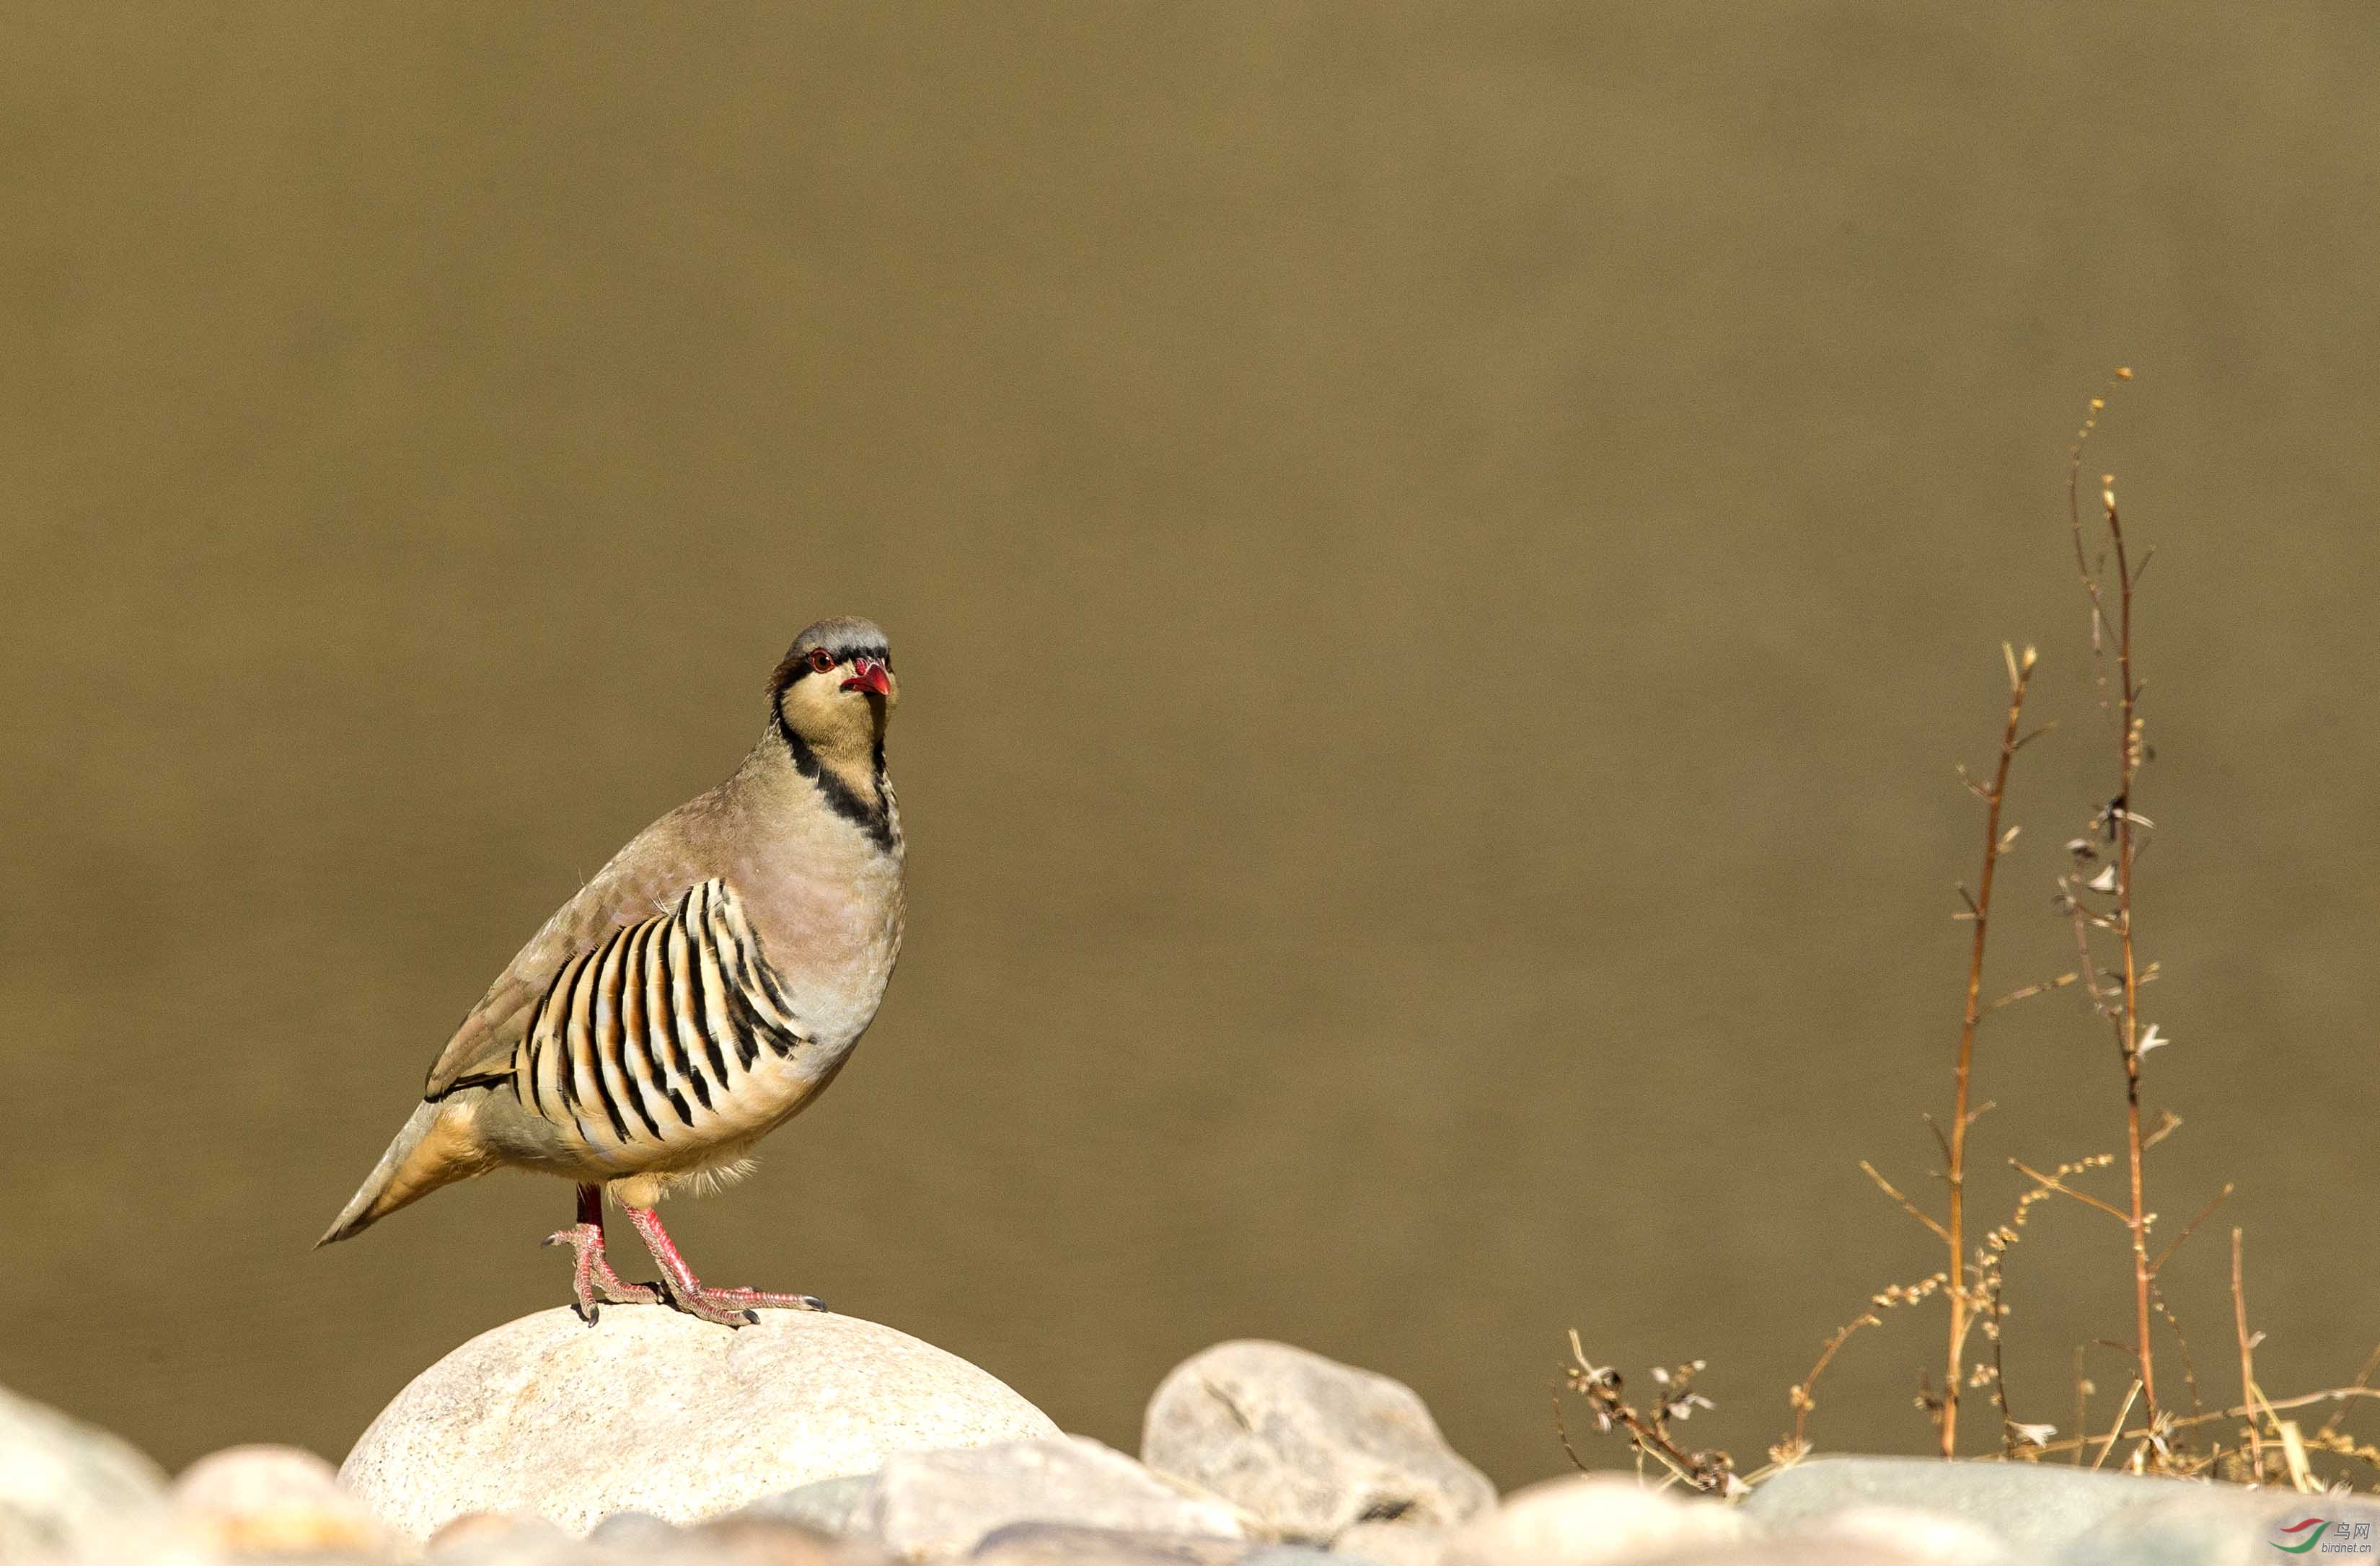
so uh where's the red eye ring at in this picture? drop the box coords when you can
[807,647,837,674]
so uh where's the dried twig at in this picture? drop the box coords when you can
[2233,1228,2265,1476]
[1990,970,2079,1010]
[2319,1340,2380,1443]
[2011,1157,2131,1224]
[2067,368,2158,1422]
[1859,1159,1948,1243]
[1551,1383,1590,1473]
[2092,1379,2143,1471]
[1779,1311,1882,1461]
[2072,1345,2092,1468]
[2015,1385,2380,1461]
[2148,1182,2232,1278]
[1560,1331,1739,1496]
[2148,1281,2203,1427]
[1939,643,2037,1456]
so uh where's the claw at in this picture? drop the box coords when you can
[545,1216,664,1320]
[614,1203,823,1328]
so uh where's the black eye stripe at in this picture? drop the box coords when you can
[775,644,893,691]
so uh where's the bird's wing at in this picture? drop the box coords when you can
[422,832,713,1100]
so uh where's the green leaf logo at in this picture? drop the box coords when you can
[2273,1518,2330,1554]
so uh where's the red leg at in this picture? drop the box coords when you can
[620,1203,827,1327]
[542,1183,663,1323]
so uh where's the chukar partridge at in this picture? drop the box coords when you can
[318,617,905,1326]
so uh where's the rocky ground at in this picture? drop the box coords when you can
[4,1311,2374,1565]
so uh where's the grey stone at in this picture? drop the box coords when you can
[1238,1549,1344,1566]
[1777,1503,2009,1566]
[0,1382,175,1564]
[1437,1476,1748,1566]
[431,1512,895,1565]
[1626,1541,1929,1566]
[1328,1521,1449,1566]
[586,1510,684,1547]
[736,1476,884,1538]
[868,1438,1248,1560]
[340,1307,1059,1540]
[2057,1487,2380,1566]
[679,1515,897,1566]
[1745,1456,2197,1557]
[963,1529,1350,1566]
[969,1523,1248,1566]
[1142,1342,1494,1543]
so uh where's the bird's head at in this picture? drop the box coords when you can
[770,616,897,763]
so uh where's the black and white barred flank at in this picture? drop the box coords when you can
[503,880,814,1161]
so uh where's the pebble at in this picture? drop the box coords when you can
[174,1443,385,1554]
[1142,1342,1493,1544]
[867,1438,1248,1560]
[1437,1475,1747,1566]
[0,1382,176,1564]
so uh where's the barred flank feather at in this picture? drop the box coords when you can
[509,879,815,1164]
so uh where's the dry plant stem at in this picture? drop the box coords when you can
[1861,1161,1946,1242]
[2014,1386,2380,1462]
[2073,1345,2090,1468]
[2011,1159,2129,1224]
[2233,1228,2265,1474]
[2092,1379,2144,1471]
[2149,1281,2203,1423]
[1559,1332,1736,1495]
[2319,1341,2380,1442]
[1791,1312,1882,1452]
[1941,645,2038,1457]
[1551,1384,1590,1474]
[2069,372,2155,1422]
[2147,1182,2231,1278]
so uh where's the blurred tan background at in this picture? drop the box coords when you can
[4,3,2376,1489]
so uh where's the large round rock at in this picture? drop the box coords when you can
[341,1308,1058,1539]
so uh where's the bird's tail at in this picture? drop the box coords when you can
[316,1099,475,1247]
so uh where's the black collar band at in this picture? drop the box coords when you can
[775,709,898,853]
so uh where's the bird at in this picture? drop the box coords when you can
[318,616,906,1327]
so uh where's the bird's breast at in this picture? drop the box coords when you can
[737,842,905,1056]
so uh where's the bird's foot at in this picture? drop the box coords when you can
[657,1280,829,1329]
[543,1222,665,1324]
[615,1200,826,1328]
